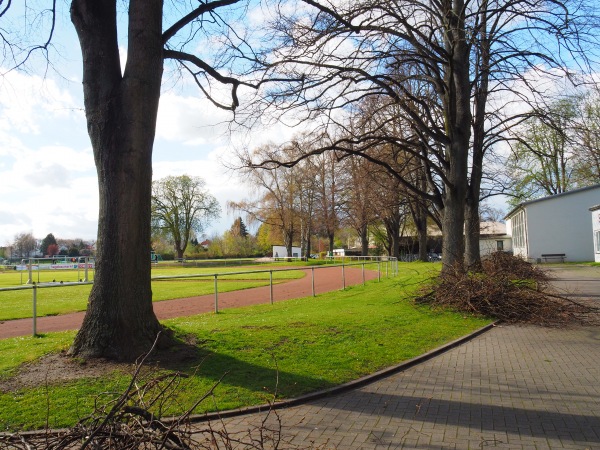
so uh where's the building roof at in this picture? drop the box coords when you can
[505,184,600,220]
[425,221,507,237]
[480,221,507,236]
[590,204,600,212]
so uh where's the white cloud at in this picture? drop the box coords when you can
[0,69,78,134]
[156,92,233,145]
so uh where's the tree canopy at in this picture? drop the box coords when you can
[152,175,220,260]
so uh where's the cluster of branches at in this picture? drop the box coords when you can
[417,252,599,326]
[504,90,600,207]
[231,130,439,259]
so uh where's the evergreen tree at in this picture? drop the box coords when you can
[230,217,249,238]
[40,233,58,256]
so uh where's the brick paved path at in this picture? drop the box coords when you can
[212,325,600,449]
[202,266,600,449]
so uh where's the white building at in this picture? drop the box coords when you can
[505,184,600,262]
[479,221,512,256]
[590,204,600,263]
[272,245,302,258]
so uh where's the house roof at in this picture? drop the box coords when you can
[590,204,600,212]
[425,221,507,237]
[504,184,600,220]
[479,221,507,236]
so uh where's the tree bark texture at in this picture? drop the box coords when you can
[69,0,166,360]
[440,0,471,274]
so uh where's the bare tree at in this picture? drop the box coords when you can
[12,232,37,258]
[152,175,221,260]
[573,89,600,185]
[243,0,599,272]
[231,143,303,257]
[340,156,378,256]
[311,150,343,253]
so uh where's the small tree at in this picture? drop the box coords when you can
[152,175,221,260]
[230,217,249,238]
[47,244,60,256]
[40,233,58,256]
[12,233,37,259]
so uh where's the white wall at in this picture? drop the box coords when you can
[480,237,512,256]
[272,245,302,258]
[523,187,600,262]
[592,208,600,263]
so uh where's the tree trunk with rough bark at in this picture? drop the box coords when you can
[440,0,471,274]
[68,0,167,361]
[360,225,369,256]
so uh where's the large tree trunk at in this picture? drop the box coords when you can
[465,172,482,270]
[359,225,369,256]
[69,0,166,361]
[440,0,471,274]
[384,216,400,259]
[465,3,490,272]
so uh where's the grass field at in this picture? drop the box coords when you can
[0,262,491,431]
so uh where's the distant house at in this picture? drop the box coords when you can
[590,204,600,263]
[479,221,512,256]
[505,184,600,262]
[424,221,510,257]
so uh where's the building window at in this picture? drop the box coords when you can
[496,240,504,251]
[512,210,526,249]
[595,230,600,253]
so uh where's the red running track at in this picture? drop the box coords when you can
[0,266,379,339]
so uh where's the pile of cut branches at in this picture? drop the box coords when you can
[417,252,597,326]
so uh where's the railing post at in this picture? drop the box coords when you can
[84,256,89,282]
[311,267,315,297]
[378,260,381,282]
[362,263,365,285]
[32,283,37,336]
[342,260,346,290]
[270,271,274,304]
[214,274,219,313]
[27,259,32,285]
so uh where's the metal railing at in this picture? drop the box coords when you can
[0,257,398,337]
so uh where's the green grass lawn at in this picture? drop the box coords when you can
[0,262,491,431]
[0,266,305,321]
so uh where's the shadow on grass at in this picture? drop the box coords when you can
[149,334,335,403]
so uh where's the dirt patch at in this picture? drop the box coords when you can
[0,352,129,393]
[0,338,207,393]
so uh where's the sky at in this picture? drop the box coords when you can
[0,5,302,247]
[4,2,582,247]
[0,68,261,246]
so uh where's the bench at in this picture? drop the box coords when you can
[541,253,566,263]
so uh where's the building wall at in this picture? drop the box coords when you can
[272,245,302,258]
[506,209,528,259]
[518,187,600,262]
[480,237,513,256]
[592,208,600,263]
